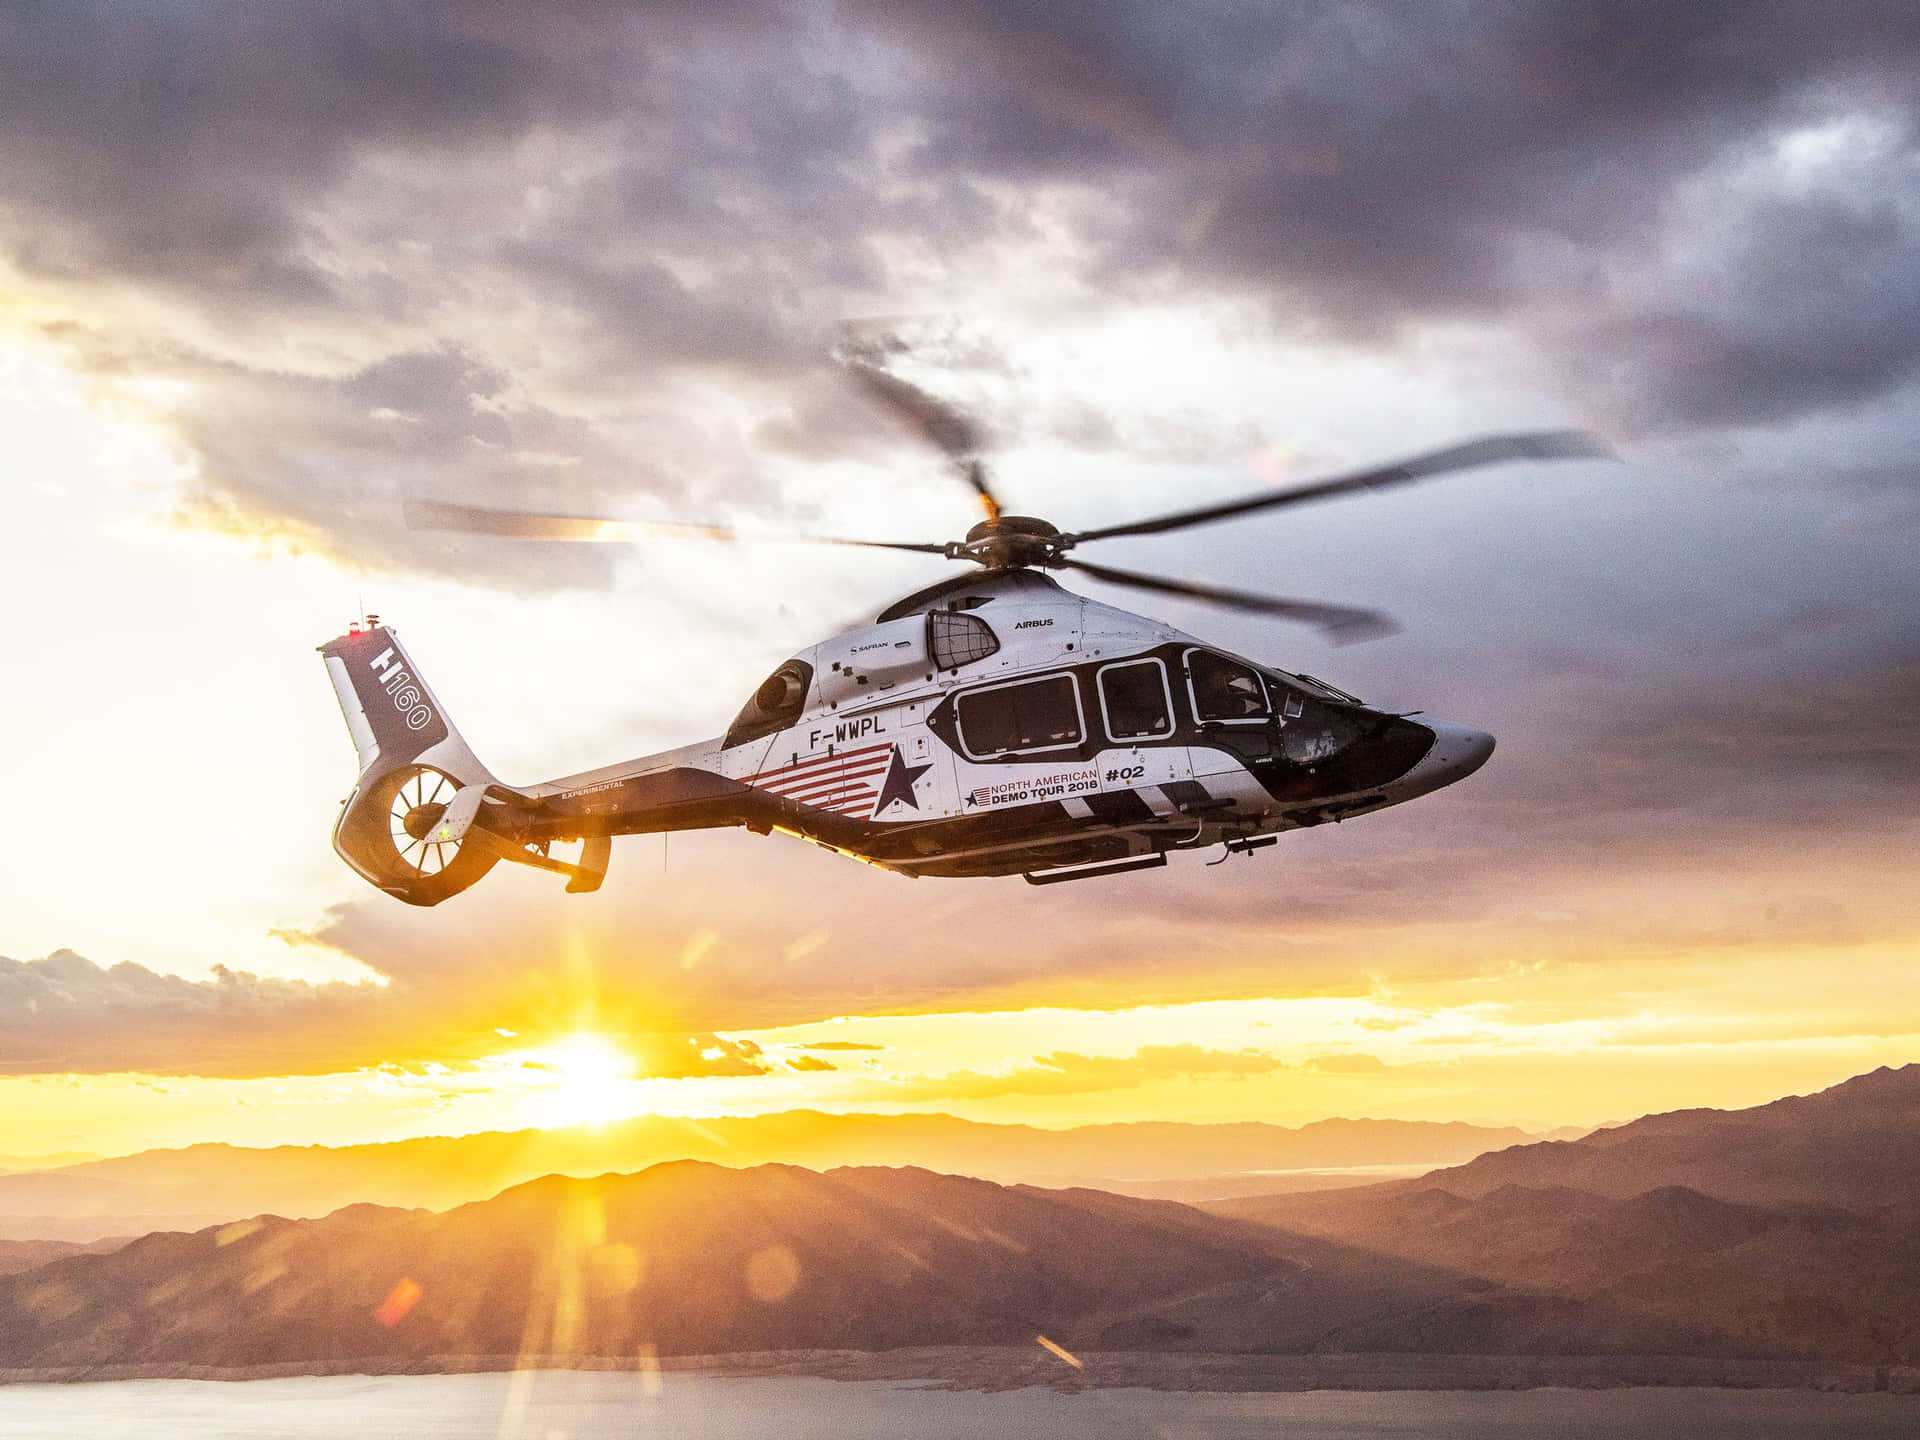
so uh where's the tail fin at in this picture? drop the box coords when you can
[319,621,503,905]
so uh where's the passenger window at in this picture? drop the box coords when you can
[1098,660,1173,742]
[723,659,813,748]
[928,610,1000,670]
[1189,650,1270,723]
[955,675,1083,756]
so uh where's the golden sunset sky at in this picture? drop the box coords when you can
[2,6,1917,1162]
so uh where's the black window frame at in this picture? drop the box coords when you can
[1184,647,1272,726]
[953,672,1086,760]
[927,610,1001,671]
[1095,657,1175,743]
[722,658,815,748]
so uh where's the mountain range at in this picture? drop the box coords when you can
[1209,1066,1920,1365]
[0,1111,1548,1242]
[0,1163,1468,1368]
[0,1238,124,1278]
[1,1066,1915,1373]
[1408,1062,1920,1209]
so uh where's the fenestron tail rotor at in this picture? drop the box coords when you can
[387,765,462,876]
[402,341,1613,643]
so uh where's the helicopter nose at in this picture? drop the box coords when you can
[1394,719,1496,798]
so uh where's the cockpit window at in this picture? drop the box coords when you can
[1187,649,1270,723]
[928,611,1000,670]
[723,659,814,748]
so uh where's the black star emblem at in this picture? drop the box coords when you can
[874,746,933,813]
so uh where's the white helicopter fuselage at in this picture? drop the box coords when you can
[324,571,1493,900]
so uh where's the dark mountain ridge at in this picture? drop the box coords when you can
[0,1110,1543,1241]
[0,1162,1473,1369]
[1206,1067,1920,1365]
[0,1237,126,1278]
[1413,1065,1920,1209]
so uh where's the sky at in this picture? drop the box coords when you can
[1,2,1917,1159]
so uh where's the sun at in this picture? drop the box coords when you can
[512,1033,641,1129]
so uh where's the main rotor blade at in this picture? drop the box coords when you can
[402,499,949,553]
[842,360,1003,523]
[1067,429,1613,544]
[1059,558,1397,645]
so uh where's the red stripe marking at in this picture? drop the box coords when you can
[753,741,891,784]
[823,788,877,805]
[766,754,892,781]
[758,758,890,789]
[757,757,889,790]
[817,794,879,817]
[772,762,891,799]
[781,789,882,811]
[810,787,878,815]
[763,781,887,808]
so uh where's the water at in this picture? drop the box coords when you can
[3,1372,1918,1439]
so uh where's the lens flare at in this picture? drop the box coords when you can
[508,1033,641,1129]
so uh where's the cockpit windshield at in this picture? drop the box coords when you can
[1188,650,1271,722]
[1184,648,1367,765]
[1277,699,1363,763]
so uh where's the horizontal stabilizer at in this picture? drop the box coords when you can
[431,783,489,847]
[567,836,613,894]
[467,829,613,894]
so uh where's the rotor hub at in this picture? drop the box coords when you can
[401,801,448,842]
[951,515,1066,569]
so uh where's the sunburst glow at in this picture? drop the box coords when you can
[505,1034,642,1130]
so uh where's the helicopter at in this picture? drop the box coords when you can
[319,359,1610,904]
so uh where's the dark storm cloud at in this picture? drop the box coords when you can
[0,2,756,292]
[1572,137,1920,428]
[151,345,629,585]
[6,0,1920,581]
[855,0,1920,426]
[6,9,521,320]
[0,1,972,582]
